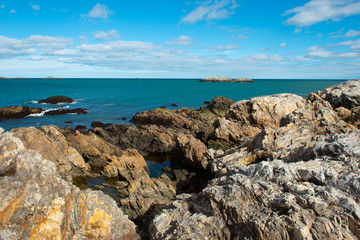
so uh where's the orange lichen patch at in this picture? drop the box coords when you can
[80,196,86,228]
[29,197,65,240]
[0,186,26,227]
[84,208,112,239]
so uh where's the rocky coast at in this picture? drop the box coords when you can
[0,79,359,239]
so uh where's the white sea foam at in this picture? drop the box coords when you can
[25,100,38,104]
[28,106,70,117]
[103,103,116,106]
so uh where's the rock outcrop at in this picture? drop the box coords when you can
[44,108,87,115]
[60,129,176,225]
[38,95,74,104]
[11,126,90,181]
[0,128,139,239]
[0,106,43,119]
[150,131,360,240]
[319,79,360,109]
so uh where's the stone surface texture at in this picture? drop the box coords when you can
[0,129,139,240]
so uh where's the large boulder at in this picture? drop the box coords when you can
[229,93,307,129]
[0,128,139,239]
[150,131,360,240]
[11,126,90,181]
[319,79,360,109]
[0,106,43,119]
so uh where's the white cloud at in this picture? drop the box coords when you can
[10,9,16,14]
[233,34,248,39]
[345,29,360,37]
[280,42,287,48]
[77,40,158,53]
[284,0,360,27]
[258,48,271,52]
[92,30,121,41]
[294,28,302,33]
[166,35,193,47]
[0,4,5,8]
[181,0,239,24]
[31,4,40,11]
[87,3,113,19]
[209,45,241,52]
[249,54,284,61]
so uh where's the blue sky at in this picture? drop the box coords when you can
[0,0,359,78]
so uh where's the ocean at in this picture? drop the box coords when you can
[0,78,346,132]
[0,78,346,179]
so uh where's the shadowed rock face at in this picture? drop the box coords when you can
[38,95,74,104]
[0,128,139,240]
[0,106,43,119]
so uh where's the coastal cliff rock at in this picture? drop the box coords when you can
[149,131,360,240]
[11,126,90,181]
[60,129,176,224]
[0,128,139,239]
[0,106,43,119]
[38,95,74,104]
[319,79,360,109]
[229,93,307,129]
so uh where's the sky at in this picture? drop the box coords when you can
[0,0,359,79]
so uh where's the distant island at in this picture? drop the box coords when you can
[200,76,254,82]
[43,76,64,79]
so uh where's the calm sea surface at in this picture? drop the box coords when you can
[0,78,346,132]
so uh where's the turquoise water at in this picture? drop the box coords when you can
[0,78,345,131]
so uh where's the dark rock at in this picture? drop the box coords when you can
[92,121,110,129]
[170,103,178,107]
[122,117,127,120]
[211,96,234,105]
[75,125,87,131]
[38,95,74,104]
[65,121,73,123]
[0,106,43,119]
[45,108,87,115]
[204,101,211,105]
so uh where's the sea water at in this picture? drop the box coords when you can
[0,78,345,131]
[0,78,345,178]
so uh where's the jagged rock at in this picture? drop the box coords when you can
[176,134,208,169]
[61,128,122,168]
[109,124,178,156]
[229,93,307,129]
[319,79,360,109]
[150,131,360,240]
[11,126,90,181]
[0,128,139,239]
[0,106,43,119]
[61,129,176,225]
[38,95,74,104]
[200,76,233,82]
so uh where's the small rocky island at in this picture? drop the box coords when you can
[0,79,360,239]
[200,76,254,82]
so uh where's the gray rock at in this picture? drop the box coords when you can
[319,79,360,109]
[150,131,360,239]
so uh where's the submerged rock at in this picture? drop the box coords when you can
[0,106,43,119]
[0,128,139,239]
[38,95,74,104]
